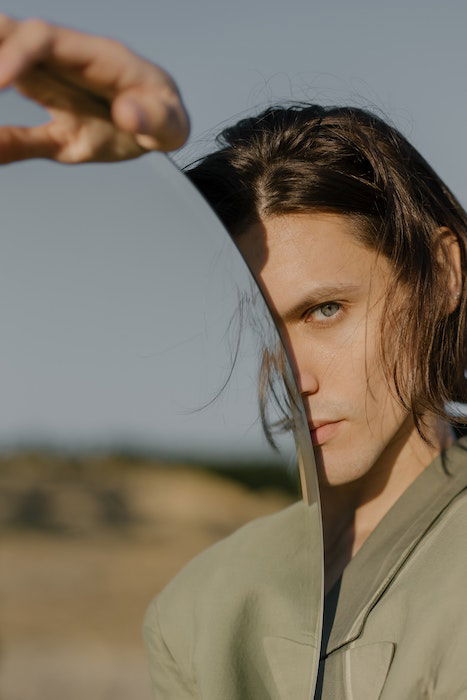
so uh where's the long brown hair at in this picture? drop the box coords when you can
[185,104,467,444]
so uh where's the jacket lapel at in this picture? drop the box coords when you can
[319,641,395,700]
[345,641,395,699]
[326,436,467,655]
[263,634,318,700]
[260,437,467,699]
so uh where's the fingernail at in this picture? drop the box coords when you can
[126,98,150,134]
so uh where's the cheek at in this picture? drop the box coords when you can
[348,329,405,432]
[337,314,394,417]
[330,315,378,384]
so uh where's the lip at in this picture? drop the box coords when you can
[308,420,343,446]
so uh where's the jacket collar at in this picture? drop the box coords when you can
[325,435,467,655]
[262,437,467,696]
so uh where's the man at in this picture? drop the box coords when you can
[2,15,466,699]
[148,102,466,698]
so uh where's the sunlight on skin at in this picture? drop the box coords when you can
[237,212,457,589]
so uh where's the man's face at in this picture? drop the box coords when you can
[238,212,412,487]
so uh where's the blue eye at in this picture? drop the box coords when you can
[318,302,340,318]
[305,301,342,323]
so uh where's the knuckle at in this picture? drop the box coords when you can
[102,36,128,55]
[0,13,16,30]
[21,17,52,35]
[97,36,136,66]
[18,17,54,48]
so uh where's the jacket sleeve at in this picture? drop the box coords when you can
[143,597,197,699]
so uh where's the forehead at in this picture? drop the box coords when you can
[237,212,387,294]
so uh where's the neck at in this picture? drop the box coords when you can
[320,415,455,593]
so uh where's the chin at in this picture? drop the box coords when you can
[313,443,375,488]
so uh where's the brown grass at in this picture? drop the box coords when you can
[0,452,296,700]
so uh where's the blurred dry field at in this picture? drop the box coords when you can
[0,451,297,700]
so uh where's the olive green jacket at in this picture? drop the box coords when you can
[144,436,467,699]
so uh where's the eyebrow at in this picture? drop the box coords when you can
[280,282,362,322]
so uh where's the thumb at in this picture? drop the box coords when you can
[112,84,190,152]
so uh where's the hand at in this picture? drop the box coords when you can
[0,14,190,164]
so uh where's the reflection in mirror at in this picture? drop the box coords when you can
[0,149,322,698]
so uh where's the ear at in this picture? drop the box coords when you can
[436,227,462,314]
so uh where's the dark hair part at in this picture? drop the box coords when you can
[185,104,467,444]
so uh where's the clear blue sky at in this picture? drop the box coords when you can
[0,0,465,457]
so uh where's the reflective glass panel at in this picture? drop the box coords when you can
[0,144,322,699]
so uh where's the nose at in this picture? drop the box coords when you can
[296,365,319,398]
[284,334,319,398]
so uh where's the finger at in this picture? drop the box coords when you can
[112,85,190,152]
[0,17,190,150]
[0,18,53,86]
[0,12,17,37]
[16,64,111,119]
[0,119,148,164]
[0,18,167,96]
[0,123,58,163]
[16,65,189,153]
